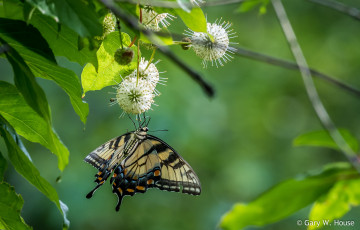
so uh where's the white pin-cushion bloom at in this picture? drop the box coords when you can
[142,7,175,31]
[185,19,237,68]
[116,77,155,115]
[127,58,160,90]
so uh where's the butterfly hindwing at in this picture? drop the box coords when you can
[148,135,201,195]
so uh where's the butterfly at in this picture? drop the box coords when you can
[84,125,201,211]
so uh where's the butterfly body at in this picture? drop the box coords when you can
[84,127,201,211]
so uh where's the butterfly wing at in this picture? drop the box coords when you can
[111,136,201,211]
[84,133,131,198]
[148,135,201,196]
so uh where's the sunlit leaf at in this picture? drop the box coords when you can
[293,129,359,152]
[0,182,30,230]
[0,81,69,171]
[81,31,138,96]
[0,152,7,180]
[25,0,102,37]
[308,179,360,230]
[0,120,70,229]
[174,7,207,32]
[219,163,357,230]
[0,18,89,124]
[237,0,269,14]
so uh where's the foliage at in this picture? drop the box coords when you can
[0,0,360,229]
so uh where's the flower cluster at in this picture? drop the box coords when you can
[115,58,164,115]
[185,19,237,68]
[113,1,238,116]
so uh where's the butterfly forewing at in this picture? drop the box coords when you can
[84,133,131,198]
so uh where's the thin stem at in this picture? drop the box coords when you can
[145,47,157,70]
[100,0,214,97]
[136,39,140,85]
[233,46,360,98]
[308,0,360,21]
[129,36,137,47]
[272,0,360,173]
[173,41,192,45]
[116,18,124,49]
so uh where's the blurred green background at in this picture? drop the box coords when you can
[1,0,360,229]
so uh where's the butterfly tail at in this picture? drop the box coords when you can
[86,182,103,199]
[114,188,124,211]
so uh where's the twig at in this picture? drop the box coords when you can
[114,0,247,8]
[308,0,360,21]
[233,46,360,98]
[272,0,360,173]
[100,0,215,97]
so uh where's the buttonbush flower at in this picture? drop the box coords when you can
[115,77,155,115]
[142,6,175,31]
[127,58,160,90]
[185,19,237,68]
[114,58,165,115]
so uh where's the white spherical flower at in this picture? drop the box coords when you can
[128,58,160,90]
[185,19,237,68]
[142,7,175,32]
[115,77,155,115]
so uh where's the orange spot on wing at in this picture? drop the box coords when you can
[97,171,103,176]
[136,186,145,191]
[154,170,161,177]
[117,187,123,195]
[147,179,154,185]
[113,173,117,177]
[113,182,117,186]
[98,177,103,181]
[127,188,135,193]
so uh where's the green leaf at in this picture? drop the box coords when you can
[0,81,69,171]
[4,0,97,66]
[0,18,89,124]
[174,7,207,32]
[308,179,360,230]
[4,44,51,122]
[0,152,7,180]
[293,129,359,152]
[0,120,69,229]
[0,182,30,230]
[81,31,138,96]
[220,163,357,230]
[237,0,269,14]
[25,0,102,37]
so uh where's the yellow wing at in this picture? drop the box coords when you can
[84,133,131,198]
[111,137,201,211]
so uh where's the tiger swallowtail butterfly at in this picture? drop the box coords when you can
[84,126,201,211]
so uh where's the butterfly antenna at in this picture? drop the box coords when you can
[146,116,151,127]
[148,129,168,133]
[127,114,136,130]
